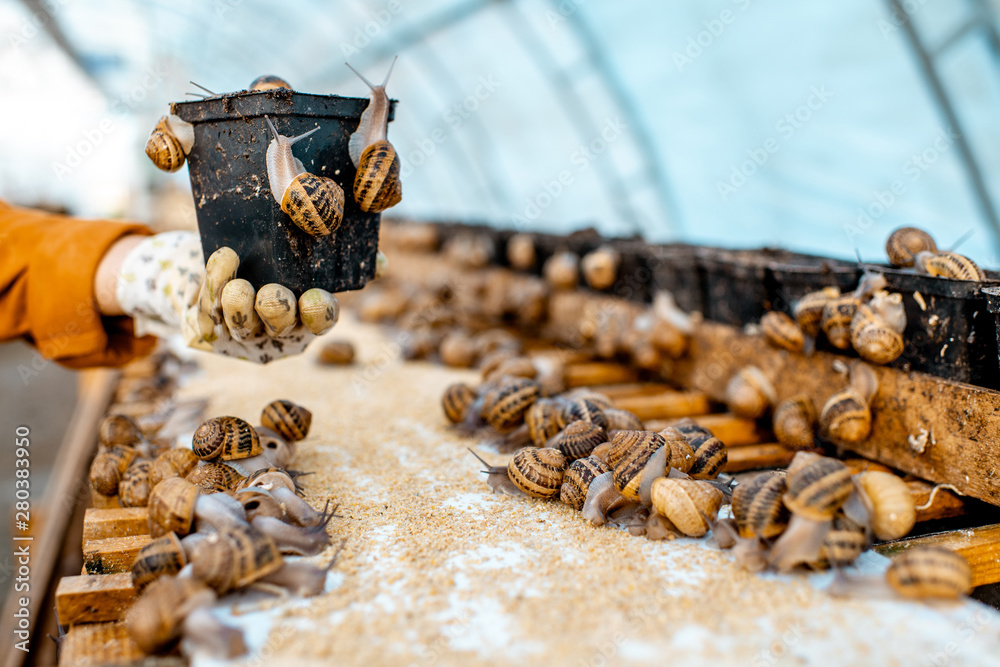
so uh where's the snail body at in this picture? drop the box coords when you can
[265,116,345,236]
[145,114,195,172]
[857,471,915,540]
[131,532,187,592]
[724,366,775,419]
[731,471,788,539]
[261,399,312,441]
[773,395,816,450]
[649,478,724,537]
[560,455,612,510]
[793,286,840,337]
[347,58,402,213]
[915,251,984,282]
[886,547,972,599]
[192,416,262,461]
[760,311,805,352]
[886,227,936,267]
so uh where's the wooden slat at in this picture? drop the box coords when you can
[59,621,146,666]
[723,443,797,473]
[564,362,639,388]
[646,414,767,447]
[83,508,149,541]
[585,383,676,400]
[56,573,137,625]
[873,524,1000,587]
[908,479,967,522]
[613,390,711,421]
[91,490,122,509]
[83,535,151,575]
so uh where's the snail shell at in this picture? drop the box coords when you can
[886,227,936,267]
[130,532,187,592]
[560,455,612,510]
[818,515,866,568]
[604,408,644,435]
[731,471,789,539]
[850,304,904,365]
[354,139,402,213]
[148,477,200,537]
[857,471,915,540]
[760,311,805,353]
[148,448,199,489]
[186,462,246,494]
[119,460,152,507]
[551,420,607,461]
[479,348,518,378]
[125,575,215,654]
[649,478,724,537]
[821,294,860,349]
[915,251,984,282]
[783,453,853,521]
[724,366,776,419]
[590,441,612,464]
[99,414,143,448]
[773,395,817,450]
[192,416,262,461]
[261,399,313,442]
[483,378,541,433]
[658,427,695,474]
[605,429,654,470]
[820,362,878,445]
[191,525,283,594]
[543,252,580,290]
[507,233,537,270]
[526,398,567,447]
[318,340,356,365]
[442,383,477,425]
[886,546,972,599]
[283,173,346,236]
[486,357,538,382]
[793,286,841,338]
[561,398,609,432]
[249,75,292,91]
[581,247,620,290]
[144,114,195,173]
[564,389,614,411]
[473,329,522,359]
[439,330,477,368]
[90,446,137,497]
[507,447,568,499]
[611,431,666,501]
[347,58,396,167]
[685,430,727,480]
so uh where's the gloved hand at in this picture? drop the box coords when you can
[116,231,338,363]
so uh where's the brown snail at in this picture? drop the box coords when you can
[611,431,666,501]
[130,532,187,592]
[265,116,345,236]
[851,291,906,365]
[731,471,789,539]
[148,448,199,488]
[347,58,402,213]
[119,460,152,507]
[560,397,609,431]
[190,525,284,594]
[543,251,580,290]
[886,227,936,267]
[185,461,245,494]
[145,114,195,172]
[99,414,143,448]
[649,478,724,537]
[147,477,246,537]
[249,74,292,91]
[482,377,540,433]
[470,447,567,499]
[318,340,356,365]
[560,455,612,511]
[237,467,331,529]
[820,362,879,446]
[125,576,232,655]
[550,420,606,461]
[684,429,727,480]
[439,330,477,368]
[442,383,477,425]
[885,546,972,599]
[507,233,537,270]
[485,356,538,383]
[724,366,775,419]
[658,427,695,474]
[818,515,866,568]
[89,445,137,497]
[793,286,840,338]
[525,398,566,447]
[915,250,984,281]
[760,311,805,352]
[856,471,915,541]
[773,395,817,450]
[604,408,644,436]
[821,293,860,350]
[261,399,312,442]
[581,246,620,290]
[192,416,262,461]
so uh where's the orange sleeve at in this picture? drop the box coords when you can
[0,200,158,368]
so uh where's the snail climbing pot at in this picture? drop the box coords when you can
[172,89,397,295]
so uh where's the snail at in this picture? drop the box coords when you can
[346,58,403,213]
[793,286,840,338]
[89,445,137,497]
[148,448,199,488]
[237,467,331,528]
[611,431,668,502]
[144,114,195,173]
[856,471,915,541]
[147,477,247,537]
[820,361,879,446]
[256,425,297,469]
[442,383,477,425]
[249,74,292,91]
[192,416,262,461]
[507,233,537,270]
[439,330,477,368]
[469,447,567,499]
[482,377,541,433]
[318,340,356,365]
[563,389,614,411]
[886,546,972,599]
[581,246,620,290]
[560,455,612,510]
[821,293,860,350]
[772,395,817,450]
[604,408,643,437]
[264,116,345,236]
[473,329,522,359]
[817,515,866,568]
[525,398,566,447]
[683,428,727,480]
[760,311,805,353]
[185,461,245,494]
[658,427,695,474]
[261,399,312,442]
[190,525,283,594]
[485,357,538,383]
[444,233,494,268]
[649,478,724,537]
[131,532,187,592]
[99,414,144,448]
[850,291,906,365]
[119,460,152,507]
[580,471,633,526]
[731,470,789,539]
[915,250,985,281]
[724,366,775,419]
[543,251,580,290]
[235,489,286,523]
[478,348,518,378]
[886,227,936,267]
[560,397,610,431]
[550,420,606,461]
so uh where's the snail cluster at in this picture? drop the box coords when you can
[886,227,985,281]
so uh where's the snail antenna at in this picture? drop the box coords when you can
[949,228,975,252]
[189,81,217,95]
[345,62,377,90]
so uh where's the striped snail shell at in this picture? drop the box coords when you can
[565,389,615,411]
[773,395,817,450]
[442,383,477,425]
[191,525,283,594]
[561,398,609,432]
[590,441,612,464]
[731,471,789,539]
[605,429,654,470]
[560,455,612,510]
[192,416,262,461]
[507,447,568,499]
[649,478,724,537]
[668,417,710,441]
[483,378,541,433]
[261,399,312,442]
[611,431,666,501]
[857,471,915,540]
[914,251,984,282]
[125,575,216,654]
[250,74,292,91]
[543,251,580,290]
[479,348,518,378]
[886,227,936,267]
[144,114,195,172]
[793,286,840,338]
[551,420,606,461]
[658,427,695,474]
[783,453,853,521]
[486,357,538,383]
[119,460,152,508]
[885,546,972,599]
[604,408,643,435]
[130,532,187,592]
[148,477,200,537]
[186,462,246,494]
[820,363,879,446]
[581,246,620,290]
[850,303,904,365]
[148,448,199,489]
[90,445,137,497]
[818,515,866,568]
[99,414,143,448]
[354,139,402,213]
[684,429,727,480]
[507,233,537,270]
[724,366,775,419]
[821,294,860,349]
[760,311,805,353]
[525,398,566,447]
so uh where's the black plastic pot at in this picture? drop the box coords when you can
[643,243,704,314]
[767,256,862,314]
[172,89,396,295]
[698,248,784,326]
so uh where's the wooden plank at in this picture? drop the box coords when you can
[873,524,1000,587]
[83,535,151,575]
[56,573,137,625]
[908,479,967,522]
[584,382,676,400]
[83,508,149,541]
[723,443,797,473]
[672,322,1000,506]
[613,390,711,421]
[564,362,639,388]
[647,414,767,447]
[59,621,146,666]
